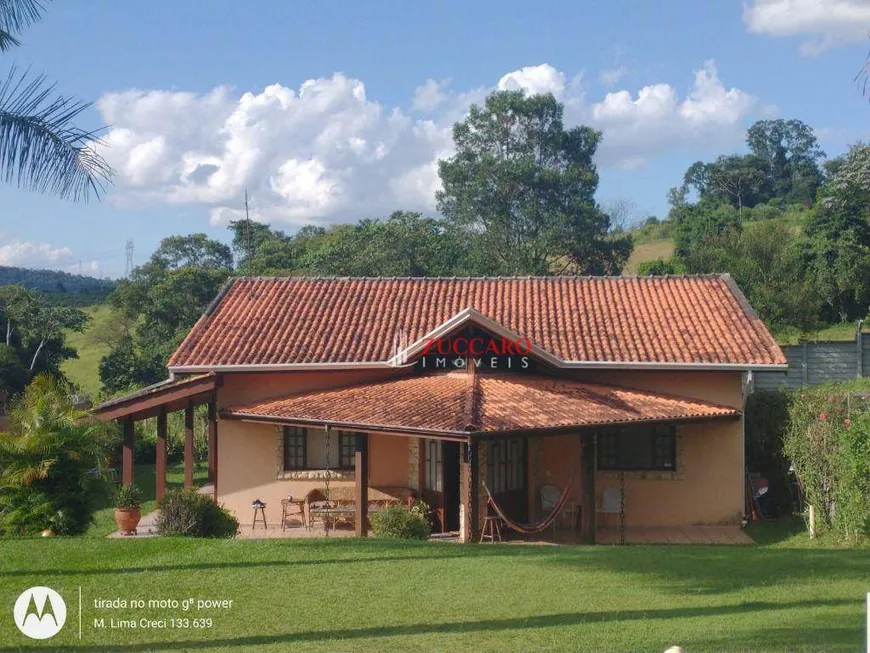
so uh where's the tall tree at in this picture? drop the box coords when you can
[0,1,111,200]
[102,234,233,391]
[746,119,824,204]
[805,143,870,322]
[436,90,631,275]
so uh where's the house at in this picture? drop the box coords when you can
[93,275,787,542]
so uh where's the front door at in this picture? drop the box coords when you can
[423,440,461,532]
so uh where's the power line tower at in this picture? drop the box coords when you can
[124,240,135,278]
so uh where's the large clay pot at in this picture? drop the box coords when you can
[114,508,141,535]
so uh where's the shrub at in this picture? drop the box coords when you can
[783,381,870,543]
[745,203,782,222]
[0,375,117,536]
[636,257,685,277]
[156,488,238,538]
[370,504,431,540]
[116,484,143,510]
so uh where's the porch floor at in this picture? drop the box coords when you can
[236,522,753,544]
[511,525,753,545]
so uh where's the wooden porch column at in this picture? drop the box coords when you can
[355,433,369,537]
[207,399,218,502]
[468,438,480,542]
[155,409,167,500]
[580,434,596,544]
[121,416,134,486]
[184,402,194,488]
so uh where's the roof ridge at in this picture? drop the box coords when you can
[229,274,730,282]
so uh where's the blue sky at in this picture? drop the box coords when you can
[1,0,868,277]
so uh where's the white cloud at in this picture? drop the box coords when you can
[96,60,757,226]
[497,64,566,97]
[744,0,870,54]
[599,65,628,87]
[0,237,73,267]
[412,78,451,112]
[589,61,755,168]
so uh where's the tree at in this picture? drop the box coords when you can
[0,285,86,382]
[102,234,233,391]
[672,199,741,260]
[0,284,29,346]
[0,344,26,396]
[0,1,111,200]
[681,222,822,331]
[705,156,766,217]
[436,90,631,275]
[20,298,88,371]
[682,155,768,213]
[746,119,824,204]
[228,219,287,271]
[805,142,870,322]
[0,375,118,535]
[300,212,470,277]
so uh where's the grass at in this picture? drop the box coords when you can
[0,522,866,652]
[623,239,674,274]
[86,462,209,538]
[772,322,865,346]
[61,305,114,397]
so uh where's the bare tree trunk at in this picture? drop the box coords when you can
[29,338,46,371]
[5,319,10,347]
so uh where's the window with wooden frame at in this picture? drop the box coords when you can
[597,424,677,472]
[283,426,307,470]
[487,437,526,494]
[338,432,357,470]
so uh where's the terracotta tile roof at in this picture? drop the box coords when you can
[221,371,740,436]
[169,276,786,369]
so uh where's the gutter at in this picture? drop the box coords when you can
[170,361,788,374]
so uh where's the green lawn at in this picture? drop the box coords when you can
[86,463,209,538]
[623,239,675,275]
[0,524,866,652]
[61,305,114,397]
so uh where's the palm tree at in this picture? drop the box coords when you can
[0,374,118,535]
[0,0,112,201]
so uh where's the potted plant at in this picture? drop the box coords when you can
[114,484,143,535]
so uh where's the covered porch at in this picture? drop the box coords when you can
[220,369,742,543]
[92,373,222,502]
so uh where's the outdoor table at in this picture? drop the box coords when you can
[281,497,306,531]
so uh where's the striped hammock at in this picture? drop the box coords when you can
[483,470,578,535]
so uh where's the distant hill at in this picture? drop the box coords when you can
[0,266,116,306]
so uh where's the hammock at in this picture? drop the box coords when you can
[483,470,578,535]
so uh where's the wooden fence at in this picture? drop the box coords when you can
[754,330,870,391]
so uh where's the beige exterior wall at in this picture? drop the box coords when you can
[215,367,746,530]
[535,370,745,527]
[217,418,413,524]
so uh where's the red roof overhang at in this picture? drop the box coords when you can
[220,372,740,440]
[92,373,221,421]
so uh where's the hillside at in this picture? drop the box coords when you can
[61,305,119,396]
[0,266,116,306]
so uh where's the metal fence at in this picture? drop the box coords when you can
[754,331,870,391]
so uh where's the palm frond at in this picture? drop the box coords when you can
[0,66,113,201]
[0,0,45,52]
